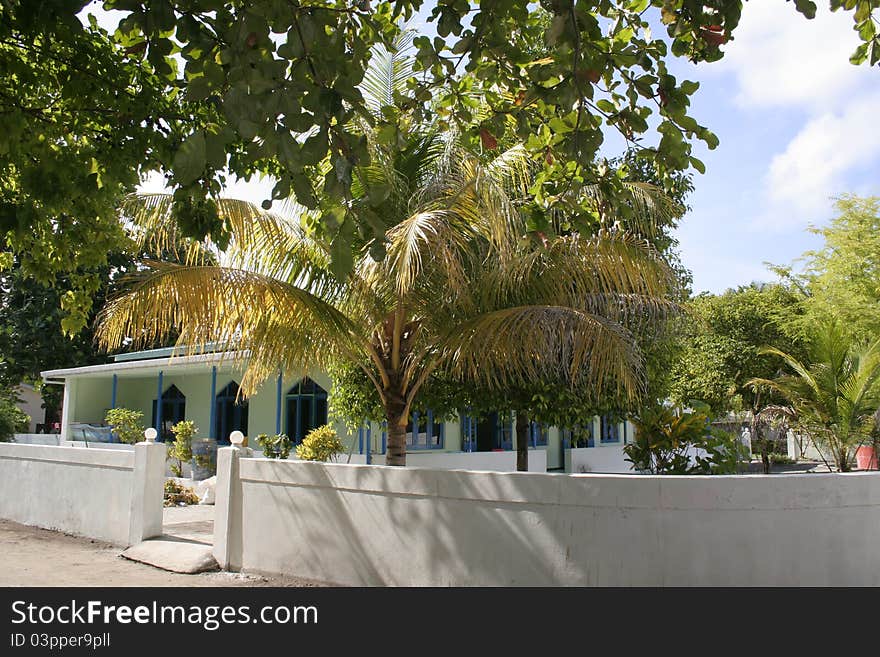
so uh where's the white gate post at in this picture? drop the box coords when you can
[214,431,247,570]
[128,428,166,546]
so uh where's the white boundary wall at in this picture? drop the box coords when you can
[215,454,880,586]
[0,441,165,546]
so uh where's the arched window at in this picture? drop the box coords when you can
[285,378,328,443]
[152,384,186,442]
[215,381,248,444]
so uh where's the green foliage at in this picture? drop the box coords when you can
[5,1,875,289]
[625,403,740,474]
[668,284,805,415]
[0,390,29,441]
[786,196,880,343]
[104,407,145,445]
[255,433,292,460]
[163,479,199,507]
[748,318,880,472]
[166,420,198,477]
[295,425,344,462]
[691,428,744,475]
[0,4,193,332]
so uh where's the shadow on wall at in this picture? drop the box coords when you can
[226,458,880,587]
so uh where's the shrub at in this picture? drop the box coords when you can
[167,420,198,477]
[626,403,745,475]
[0,392,29,442]
[104,407,145,444]
[295,424,344,462]
[164,479,199,506]
[255,433,292,459]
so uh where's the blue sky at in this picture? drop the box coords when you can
[663,4,879,293]
[86,3,880,295]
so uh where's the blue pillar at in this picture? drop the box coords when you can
[365,424,372,465]
[209,366,217,440]
[275,370,283,435]
[381,421,387,454]
[110,374,117,410]
[155,370,164,437]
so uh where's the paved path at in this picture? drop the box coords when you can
[163,504,215,545]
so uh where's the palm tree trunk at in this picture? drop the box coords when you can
[385,399,408,466]
[516,412,529,472]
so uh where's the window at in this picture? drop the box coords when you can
[215,381,248,444]
[151,384,186,442]
[462,410,513,452]
[562,423,594,448]
[600,415,620,443]
[406,410,444,450]
[285,377,328,444]
[530,421,548,447]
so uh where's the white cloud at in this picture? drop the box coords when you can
[716,4,870,109]
[759,92,880,228]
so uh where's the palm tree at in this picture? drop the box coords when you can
[747,319,880,472]
[97,35,677,466]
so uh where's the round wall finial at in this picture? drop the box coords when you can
[230,430,245,446]
[144,427,158,443]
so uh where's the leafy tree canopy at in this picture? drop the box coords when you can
[3,0,878,331]
[668,282,805,415]
[779,195,880,343]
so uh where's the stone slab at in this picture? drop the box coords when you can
[122,537,218,574]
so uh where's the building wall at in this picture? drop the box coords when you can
[84,369,353,445]
[14,384,44,433]
[60,363,633,471]
[228,459,880,586]
[70,378,113,425]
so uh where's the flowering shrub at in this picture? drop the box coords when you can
[295,425,344,462]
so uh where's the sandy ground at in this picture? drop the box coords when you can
[0,514,329,587]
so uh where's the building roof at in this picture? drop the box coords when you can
[41,350,248,381]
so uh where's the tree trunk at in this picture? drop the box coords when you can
[385,407,408,467]
[515,412,529,472]
[755,423,771,474]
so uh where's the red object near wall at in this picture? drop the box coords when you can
[855,445,879,470]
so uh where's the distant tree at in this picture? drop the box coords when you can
[781,195,880,343]
[749,319,880,472]
[669,283,805,415]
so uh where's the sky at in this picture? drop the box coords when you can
[84,3,880,295]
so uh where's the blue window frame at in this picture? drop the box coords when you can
[151,384,186,442]
[561,423,594,448]
[461,411,477,452]
[407,410,444,450]
[285,377,328,444]
[496,412,514,450]
[215,381,248,444]
[600,415,620,443]
[529,421,547,447]
[460,410,512,451]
